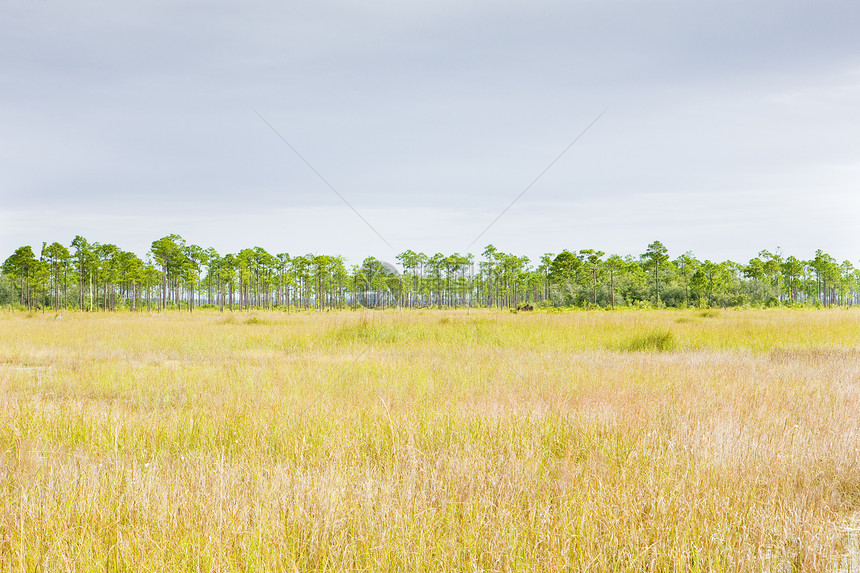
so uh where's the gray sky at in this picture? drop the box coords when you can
[2,0,859,267]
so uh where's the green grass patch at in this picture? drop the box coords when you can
[620,328,676,352]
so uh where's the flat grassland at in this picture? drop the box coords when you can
[0,309,858,571]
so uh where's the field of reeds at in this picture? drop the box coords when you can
[0,308,858,571]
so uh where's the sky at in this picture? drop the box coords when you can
[2,0,859,268]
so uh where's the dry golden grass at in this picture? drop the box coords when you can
[0,308,858,571]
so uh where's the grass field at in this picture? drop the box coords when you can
[0,308,858,571]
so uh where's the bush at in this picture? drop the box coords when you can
[0,274,16,306]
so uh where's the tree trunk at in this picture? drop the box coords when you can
[610,273,615,310]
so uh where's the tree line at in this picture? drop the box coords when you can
[1,236,858,311]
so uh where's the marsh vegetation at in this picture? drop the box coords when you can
[0,309,858,570]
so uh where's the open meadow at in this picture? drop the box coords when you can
[0,308,859,571]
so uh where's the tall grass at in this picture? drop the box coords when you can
[0,309,858,571]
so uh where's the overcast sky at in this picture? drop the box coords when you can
[2,0,859,267]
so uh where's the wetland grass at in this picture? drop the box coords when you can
[0,309,858,571]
